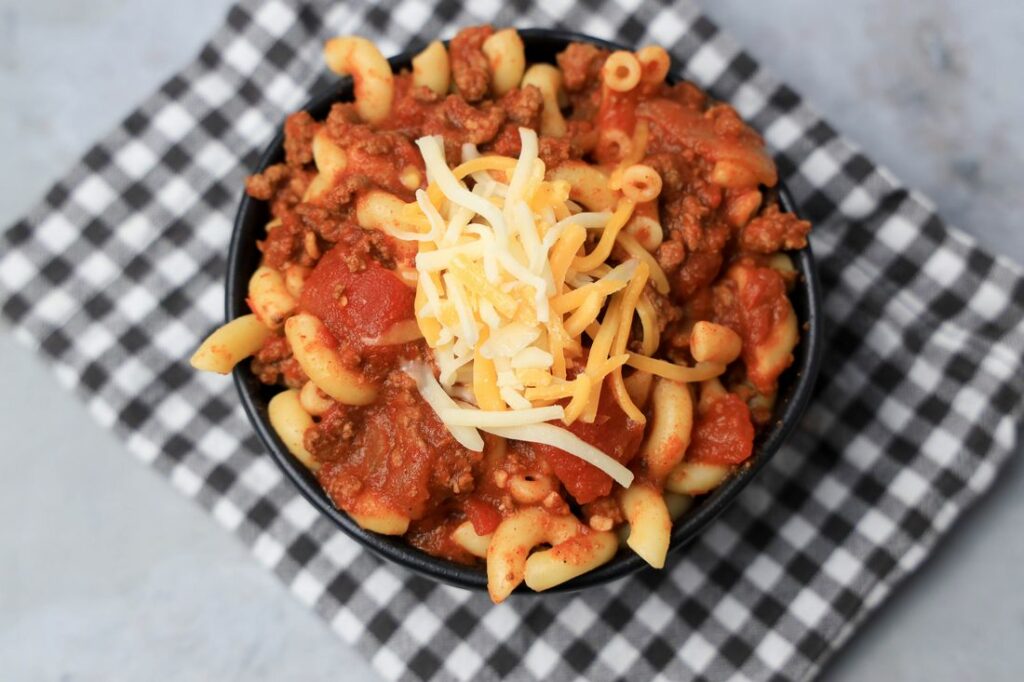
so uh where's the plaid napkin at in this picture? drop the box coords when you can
[3,0,1023,679]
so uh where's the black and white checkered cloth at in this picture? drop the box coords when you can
[2,1,1023,679]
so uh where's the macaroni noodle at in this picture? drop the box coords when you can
[602,51,642,92]
[521,64,567,137]
[482,29,526,96]
[412,41,450,95]
[191,314,270,374]
[323,36,394,123]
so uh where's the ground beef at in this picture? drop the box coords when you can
[673,250,725,299]
[283,111,318,166]
[328,176,373,213]
[656,237,686,271]
[410,84,443,104]
[251,334,306,388]
[498,85,544,128]
[643,152,690,198]
[248,112,318,213]
[707,103,753,140]
[299,212,401,271]
[309,372,480,520]
[487,128,572,168]
[566,119,598,158]
[258,212,306,269]
[665,81,709,110]
[245,164,289,201]
[443,96,506,145]
[449,25,493,102]
[739,203,811,253]
[295,203,354,245]
[648,284,684,333]
[323,102,361,138]
[539,136,572,168]
[485,125,522,158]
[246,164,314,217]
[556,42,608,92]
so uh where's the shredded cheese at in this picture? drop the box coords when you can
[393,128,676,485]
[439,404,565,427]
[404,361,484,452]
[482,423,634,489]
[625,355,727,383]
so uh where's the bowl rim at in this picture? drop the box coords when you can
[227,27,824,595]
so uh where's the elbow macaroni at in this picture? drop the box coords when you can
[620,482,672,568]
[355,189,409,235]
[602,51,642,92]
[283,265,311,300]
[487,508,581,602]
[248,266,297,329]
[487,508,617,602]
[710,159,759,189]
[690,321,742,365]
[698,377,728,414]
[521,64,567,137]
[412,41,450,95]
[620,164,663,203]
[663,492,694,521]
[299,380,335,417]
[507,473,556,505]
[725,263,799,391]
[452,520,492,558]
[523,530,618,592]
[665,460,732,495]
[547,161,615,210]
[624,201,663,252]
[483,29,526,96]
[636,45,670,85]
[348,494,411,535]
[313,130,347,178]
[285,313,378,405]
[268,389,319,471]
[640,378,694,481]
[190,314,270,374]
[323,36,394,123]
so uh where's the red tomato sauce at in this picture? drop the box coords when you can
[465,496,504,536]
[688,395,755,465]
[310,374,481,521]
[533,382,645,505]
[300,244,415,347]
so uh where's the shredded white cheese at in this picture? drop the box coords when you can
[438,405,564,427]
[404,361,483,452]
[393,128,653,485]
[481,423,635,488]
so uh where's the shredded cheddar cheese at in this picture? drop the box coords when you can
[388,128,710,486]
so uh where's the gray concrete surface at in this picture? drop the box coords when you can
[1,1,1021,680]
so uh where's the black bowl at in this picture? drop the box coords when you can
[228,29,823,594]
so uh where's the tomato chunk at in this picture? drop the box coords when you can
[688,394,755,465]
[299,245,414,348]
[465,497,503,536]
[534,384,644,505]
[638,98,777,186]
